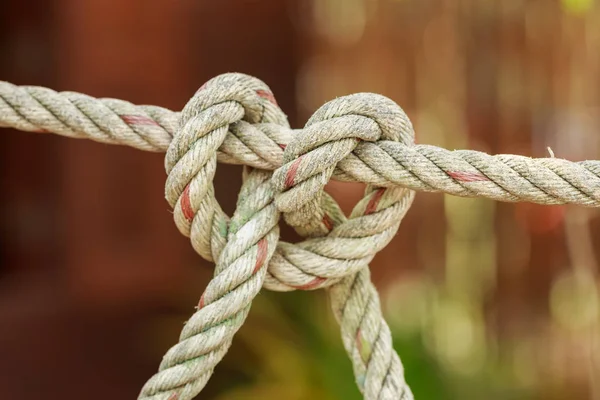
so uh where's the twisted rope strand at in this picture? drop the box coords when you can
[270,93,416,399]
[140,170,280,400]
[139,74,290,400]
[2,81,600,207]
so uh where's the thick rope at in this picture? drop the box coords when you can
[3,73,600,400]
[0,80,404,293]
[270,93,415,399]
[134,74,418,399]
[139,74,289,399]
[2,81,600,207]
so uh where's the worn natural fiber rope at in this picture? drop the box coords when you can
[271,92,416,399]
[140,74,289,399]
[3,80,600,208]
[2,72,599,400]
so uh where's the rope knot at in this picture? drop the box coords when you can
[163,73,287,262]
[271,93,415,236]
[263,93,415,295]
[142,82,416,400]
[268,93,416,399]
[141,73,291,400]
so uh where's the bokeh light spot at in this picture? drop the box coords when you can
[550,270,599,330]
[561,0,594,15]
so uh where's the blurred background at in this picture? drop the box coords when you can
[1,0,599,399]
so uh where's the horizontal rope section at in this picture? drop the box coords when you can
[2,80,600,207]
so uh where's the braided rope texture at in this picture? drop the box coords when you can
[2,73,600,400]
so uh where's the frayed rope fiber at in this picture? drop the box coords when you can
[2,72,600,400]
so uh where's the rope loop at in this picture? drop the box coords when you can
[164,73,287,262]
[264,94,414,291]
[270,94,417,399]
[271,93,416,267]
[139,73,290,400]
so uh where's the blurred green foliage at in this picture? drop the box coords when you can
[562,0,594,15]
[205,290,543,400]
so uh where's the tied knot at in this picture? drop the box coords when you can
[141,75,416,400]
[265,93,416,291]
[166,73,285,177]
[272,93,415,236]
[164,73,288,262]
[268,93,416,400]
[141,73,291,400]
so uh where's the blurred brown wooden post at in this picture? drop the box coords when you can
[53,0,300,307]
[0,1,58,275]
[54,0,197,309]
[1,0,299,399]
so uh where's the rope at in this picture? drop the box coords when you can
[2,72,599,400]
[271,92,416,399]
[140,74,288,400]
[3,80,600,207]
